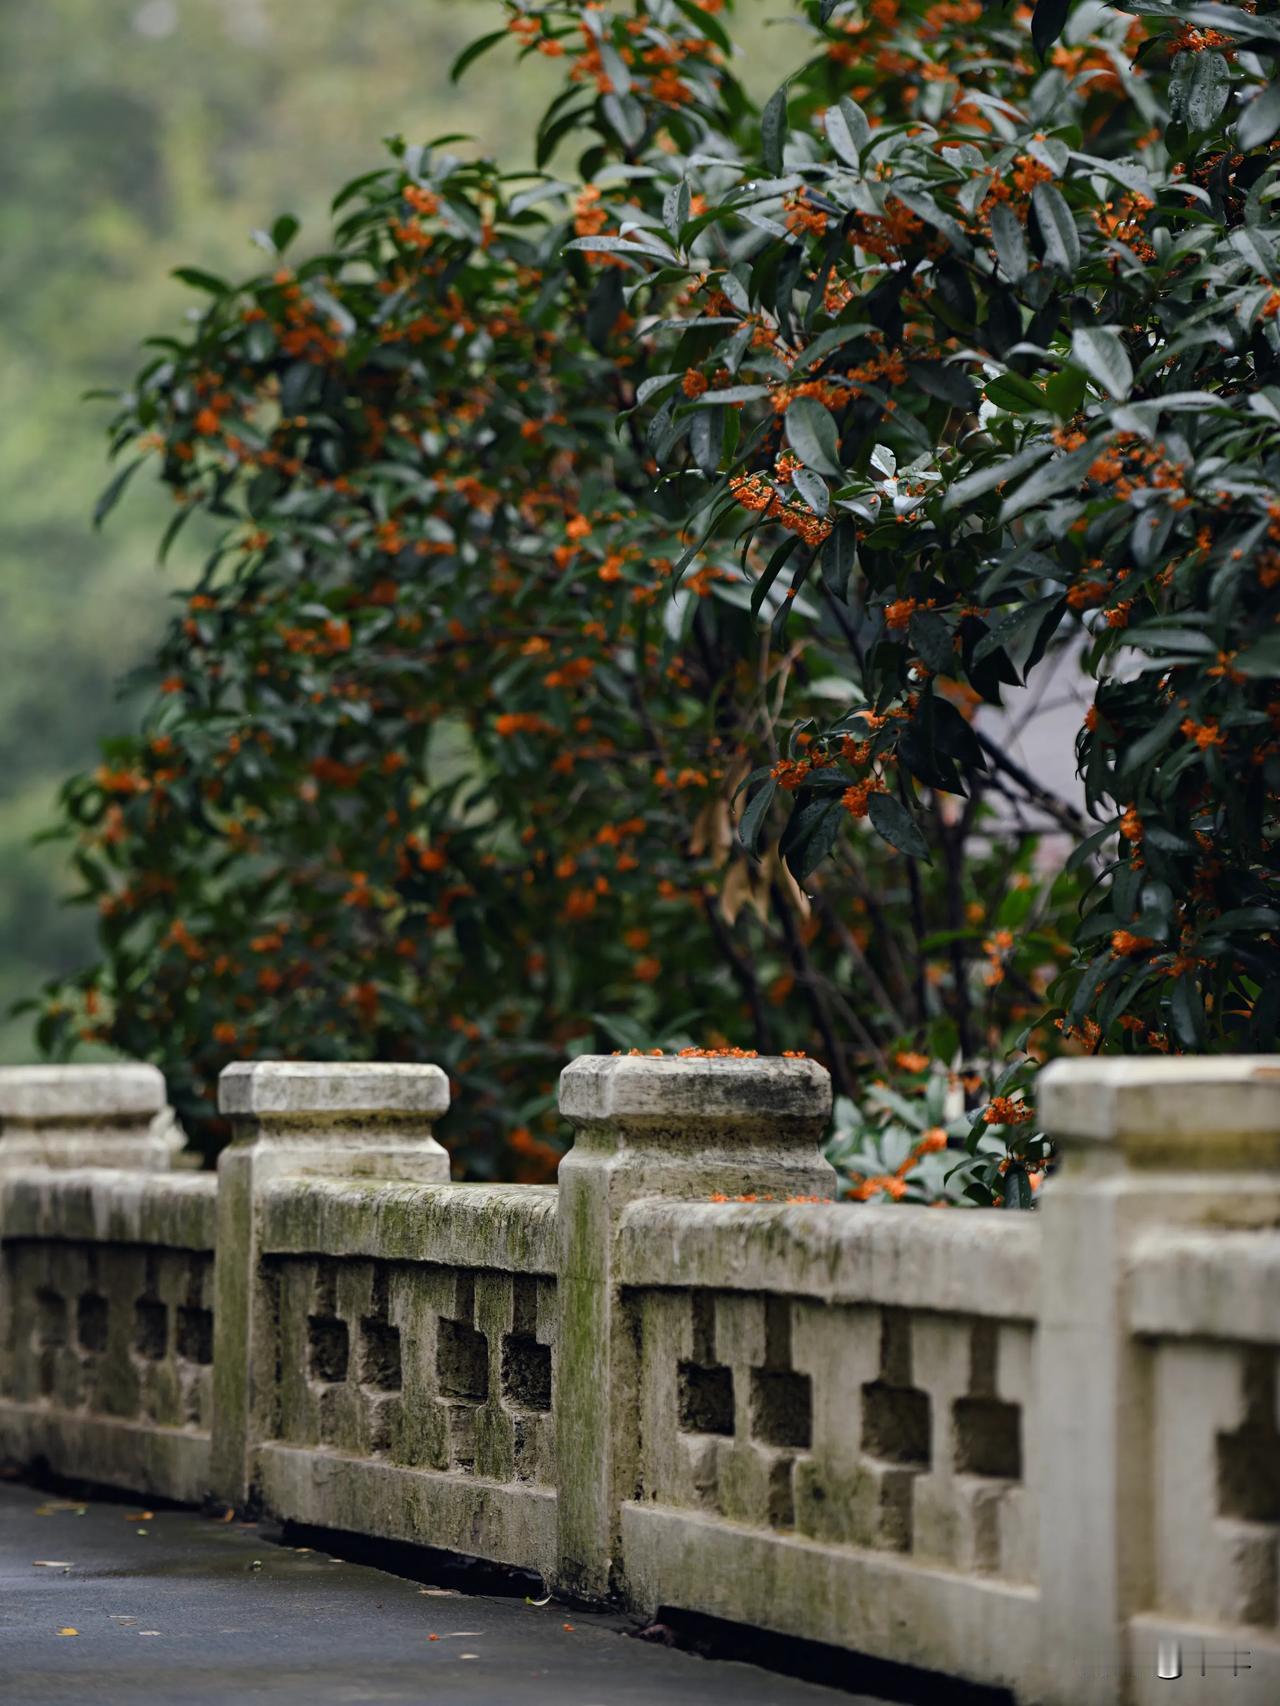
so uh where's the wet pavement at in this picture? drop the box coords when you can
[0,1478,883,1705]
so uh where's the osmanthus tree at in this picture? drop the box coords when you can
[35,0,1276,1205]
[530,0,1280,1193]
[32,0,1082,1191]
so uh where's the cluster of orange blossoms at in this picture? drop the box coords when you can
[841,777,887,819]
[610,1046,808,1061]
[983,1096,1034,1126]
[729,474,832,546]
[1111,929,1155,956]
[1180,718,1226,751]
[708,1192,835,1204]
[848,1124,949,1202]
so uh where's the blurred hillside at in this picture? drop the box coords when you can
[0,0,577,1058]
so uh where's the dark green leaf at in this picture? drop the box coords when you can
[172,266,229,296]
[739,778,778,855]
[449,28,508,83]
[751,535,801,619]
[944,442,1054,510]
[785,396,843,478]
[1235,633,1280,677]
[1119,705,1187,777]
[93,458,145,529]
[791,467,830,516]
[909,361,978,410]
[822,518,857,602]
[761,84,790,176]
[1124,627,1217,656]
[785,797,844,882]
[1170,973,1207,1049]
[1031,183,1080,273]
[663,179,691,242]
[672,0,732,51]
[1002,1164,1034,1209]
[973,595,1063,667]
[867,792,931,861]
[586,269,626,352]
[1184,51,1232,133]
[989,202,1028,283]
[1066,821,1119,873]
[1031,0,1070,58]
[999,443,1094,522]
[1239,78,1280,149]
[1071,327,1133,400]
[909,609,956,675]
[824,100,864,168]
[603,92,646,150]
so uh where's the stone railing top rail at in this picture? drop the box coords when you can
[218,1060,450,1122]
[0,1165,217,1250]
[0,1063,166,1122]
[559,1052,831,1136]
[258,1176,557,1272]
[618,1197,1040,1315]
[1127,1223,1280,1345]
[1040,1054,1280,1168]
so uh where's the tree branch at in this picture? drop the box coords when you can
[700,889,776,1054]
[771,880,855,1097]
[974,728,1088,838]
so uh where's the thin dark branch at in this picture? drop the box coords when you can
[940,795,978,1063]
[974,728,1088,838]
[810,887,905,1049]
[819,580,865,672]
[701,889,776,1054]
[771,881,855,1097]
[904,855,930,1033]
[832,843,917,1013]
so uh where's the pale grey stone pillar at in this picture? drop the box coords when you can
[554,1053,835,1598]
[211,1061,450,1505]
[1035,1057,1280,1706]
[0,1064,182,1175]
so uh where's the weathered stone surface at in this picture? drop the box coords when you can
[213,1060,451,1508]
[1,1168,217,1251]
[0,1054,1278,1706]
[555,1054,836,1605]
[0,1181,216,1502]
[257,1444,558,1579]
[560,1053,830,1137]
[618,1199,1038,1316]
[0,1063,165,1121]
[1128,1225,1280,1342]
[1040,1054,1280,1168]
[621,1501,1039,1693]
[219,1060,450,1123]
[0,1402,212,1503]
[259,1178,556,1272]
[266,1253,557,1491]
[0,1063,182,1173]
[1034,1056,1280,1706]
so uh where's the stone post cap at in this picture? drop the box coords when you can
[1040,1055,1280,1168]
[559,1053,832,1137]
[0,1063,166,1123]
[219,1060,449,1122]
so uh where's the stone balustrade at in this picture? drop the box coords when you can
[0,1052,1276,1706]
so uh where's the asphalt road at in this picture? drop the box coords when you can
[0,1478,884,1706]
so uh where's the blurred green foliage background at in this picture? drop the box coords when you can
[0,0,570,1058]
[0,0,780,1061]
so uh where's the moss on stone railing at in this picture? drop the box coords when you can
[1,1055,1278,1706]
